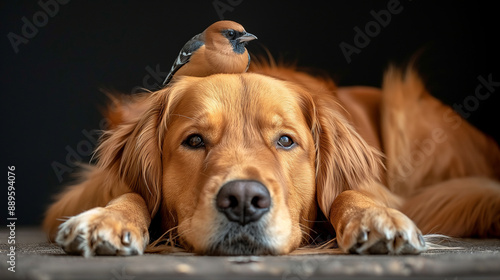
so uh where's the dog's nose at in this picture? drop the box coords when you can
[216,180,271,225]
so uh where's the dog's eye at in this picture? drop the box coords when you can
[183,134,205,149]
[277,135,294,149]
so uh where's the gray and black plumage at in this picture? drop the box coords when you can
[162,20,257,86]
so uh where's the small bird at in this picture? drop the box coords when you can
[162,20,257,86]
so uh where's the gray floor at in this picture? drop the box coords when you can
[1,228,500,280]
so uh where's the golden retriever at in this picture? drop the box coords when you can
[43,62,500,257]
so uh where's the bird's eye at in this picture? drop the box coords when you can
[183,134,205,149]
[277,135,295,149]
[226,29,237,39]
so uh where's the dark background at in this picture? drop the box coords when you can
[1,1,498,226]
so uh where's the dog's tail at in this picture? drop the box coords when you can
[401,177,500,237]
[381,65,500,238]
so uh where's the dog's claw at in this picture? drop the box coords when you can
[358,230,368,243]
[122,231,131,245]
[418,234,426,247]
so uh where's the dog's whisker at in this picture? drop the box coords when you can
[147,222,193,253]
[300,216,329,224]
[294,223,314,244]
[148,217,195,248]
[298,218,320,237]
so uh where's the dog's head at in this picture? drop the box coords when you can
[97,71,380,255]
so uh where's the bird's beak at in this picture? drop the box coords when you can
[238,32,258,42]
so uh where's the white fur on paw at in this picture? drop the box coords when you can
[340,207,426,255]
[56,207,149,257]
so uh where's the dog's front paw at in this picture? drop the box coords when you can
[56,207,149,257]
[338,207,426,254]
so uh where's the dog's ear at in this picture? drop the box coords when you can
[95,86,183,217]
[307,91,382,219]
[100,91,152,130]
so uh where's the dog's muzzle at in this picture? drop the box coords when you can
[207,180,274,255]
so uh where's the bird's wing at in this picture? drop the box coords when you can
[245,52,251,72]
[162,33,205,86]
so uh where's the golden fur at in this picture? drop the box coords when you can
[44,62,500,256]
